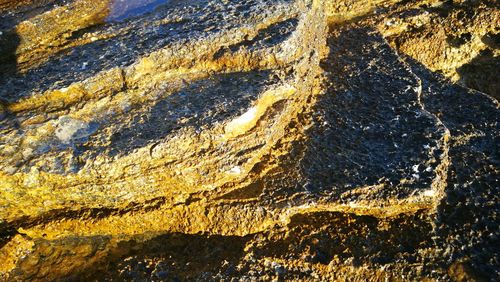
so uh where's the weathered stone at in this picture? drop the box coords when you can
[0,0,498,280]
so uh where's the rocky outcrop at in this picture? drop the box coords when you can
[0,0,498,280]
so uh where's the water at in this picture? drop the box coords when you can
[106,0,170,22]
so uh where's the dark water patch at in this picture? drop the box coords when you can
[106,0,170,22]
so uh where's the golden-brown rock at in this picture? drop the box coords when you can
[0,0,498,280]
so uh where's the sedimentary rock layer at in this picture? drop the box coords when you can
[0,0,498,280]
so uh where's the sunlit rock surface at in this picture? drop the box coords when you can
[0,0,498,280]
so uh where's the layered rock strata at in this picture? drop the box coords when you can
[0,0,498,280]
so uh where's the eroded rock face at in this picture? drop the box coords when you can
[0,0,498,280]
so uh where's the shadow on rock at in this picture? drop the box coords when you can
[0,14,20,120]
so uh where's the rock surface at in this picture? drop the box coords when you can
[0,0,498,281]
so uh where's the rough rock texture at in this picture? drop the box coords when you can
[0,0,498,281]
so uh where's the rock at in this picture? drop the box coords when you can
[0,0,498,281]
